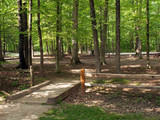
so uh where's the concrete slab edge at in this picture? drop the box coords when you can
[47,82,81,105]
[7,80,51,100]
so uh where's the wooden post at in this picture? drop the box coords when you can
[80,69,85,95]
[30,66,34,86]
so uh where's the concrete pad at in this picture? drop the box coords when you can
[14,80,80,104]
[0,80,80,120]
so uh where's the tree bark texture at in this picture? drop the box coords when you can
[56,0,60,73]
[0,23,4,61]
[135,0,142,59]
[100,0,108,65]
[23,2,29,68]
[146,0,150,68]
[116,0,121,73]
[37,0,44,77]
[89,0,101,73]
[28,0,33,66]
[17,0,26,69]
[71,0,81,65]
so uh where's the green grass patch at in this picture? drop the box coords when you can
[0,91,7,98]
[39,104,160,120]
[93,78,130,85]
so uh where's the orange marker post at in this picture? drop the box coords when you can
[80,69,85,95]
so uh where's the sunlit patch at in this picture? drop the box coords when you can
[121,65,142,68]
[145,108,154,112]
[29,91,56,98]
[101,69,110,72]
[22,114,38,120]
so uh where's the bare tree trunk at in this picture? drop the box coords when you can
[51,40,54,55]
[17,0,26,69]
[23,2,29,68]
[59,2,63,61]
[146,0,150,68]
[116,0,121,73]
[100,0,108,65]
[0,23,4,61]
[99,7,102,44]
[135,0,142,59]
[46,41,49,55]
[156,7,160,52]
[56,0,60,73]
[89,0,101,73]
[112,25,114,54]
[3,17,6,57]
[37,0,44,77]
[3,30,5,56]
[28,0,32,67]
[71,0,81,65]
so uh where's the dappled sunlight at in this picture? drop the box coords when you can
[22,115,38,120]
[41,83,73,90]
[101,69,110,72]
[121,65,142,68]
[70,69,96,73]
[28,91,56,98]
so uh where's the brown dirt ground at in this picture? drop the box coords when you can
[1,54,160,117]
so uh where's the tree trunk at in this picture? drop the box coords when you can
[51,40,54,55]
[55,0,60,73]
[135,0,142,59]
[46,41,49,55]
[71,0,81,65]
[89,0,101,73]
[3,27,5,57]
[116,0,121,73]
[100,0,108,65]
[0,23,4,61]
[28,0,33,67]
[59,2,63,61]
[156,7,160,52]
[112,25,114,54]
[23,2,29,68]
[146,0,150,68]
[17,0,26,69]
[99,7,103,44]
[37,0,44,77]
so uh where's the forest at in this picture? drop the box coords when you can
[0,0,160,72]
[0,0,160,119]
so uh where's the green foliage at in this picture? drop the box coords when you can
[109,78,130,84]
[1,0,160,53]
[0,91,7,98]
[11,81,19,87]
[18,84,30,90]
[39,104,160,120]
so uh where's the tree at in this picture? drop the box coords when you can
[23,1,28,68]
[0,22,4,61]
[146,0,150,68]
[55,0,60,73]
[100,0,109,65]
[71,0,81,65]
[28,0,33,67]
[115,0,120,73]
[89,0,101,73]
[17,0,26,69]
[135,0,142,59]
[37,0,44,77]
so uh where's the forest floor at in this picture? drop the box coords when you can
[0,53,160,118]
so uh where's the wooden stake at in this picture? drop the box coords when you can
[81,69,85,95]
[30,66,34,86]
